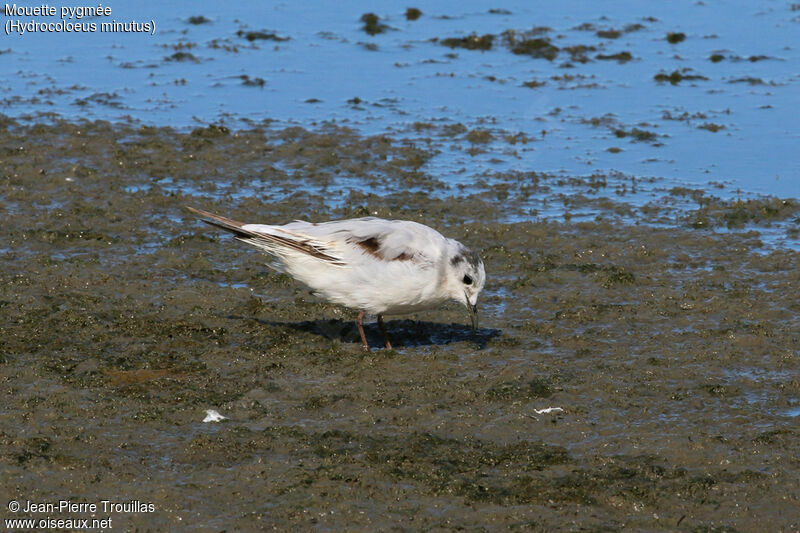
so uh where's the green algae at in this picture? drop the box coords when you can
[361,13,389,36]
[614,127,658,142]
[405,8,422,21]
[508,36,559,61]
[654,69,709,85]
[236,30,289,42]
[596,51,633,62]
[440,33,494,50]
[666,31,686,44]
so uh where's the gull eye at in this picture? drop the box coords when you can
[462,274,473,285]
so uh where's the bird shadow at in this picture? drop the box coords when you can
[236,316,501,350]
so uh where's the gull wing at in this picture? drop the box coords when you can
[286,217,441,266]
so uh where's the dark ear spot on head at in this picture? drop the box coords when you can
[466,250,483,270]
[451,254,465,266]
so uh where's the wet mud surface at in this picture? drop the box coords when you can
[1,119,798,530]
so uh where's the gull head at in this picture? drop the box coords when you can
[445,246,486,329]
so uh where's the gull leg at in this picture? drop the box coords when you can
[377,314,392,350]
[356,311,370,352]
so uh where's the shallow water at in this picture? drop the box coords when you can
[4,0,799,196]
[1,1,799,531]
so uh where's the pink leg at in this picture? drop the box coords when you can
[377,314,392,350]
[356,311,370,352]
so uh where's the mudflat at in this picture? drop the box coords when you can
[1,119,798,530]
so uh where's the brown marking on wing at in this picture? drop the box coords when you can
[354,237,381,257]
[350,235,414,262]
[187,206,342,264]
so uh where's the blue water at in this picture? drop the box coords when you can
[2,0,798,200]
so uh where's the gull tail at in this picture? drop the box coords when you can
[186,206,249,235]
[186,206,344,264]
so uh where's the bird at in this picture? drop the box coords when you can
[187,207,486,351]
